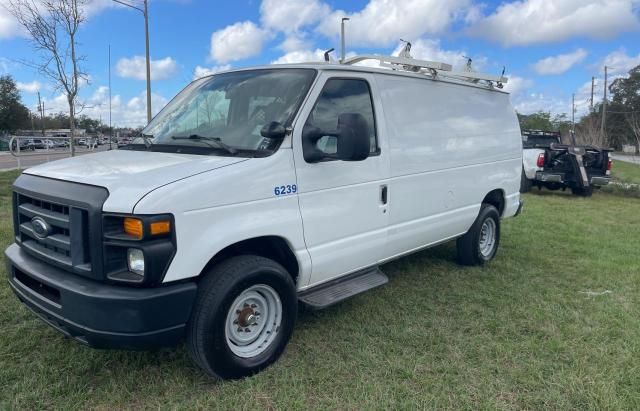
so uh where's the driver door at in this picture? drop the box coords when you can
[293,73,390,287]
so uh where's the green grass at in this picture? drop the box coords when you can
[1,170,640,409]
[612,159,640,185]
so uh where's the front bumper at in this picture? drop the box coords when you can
[5,243,197,349]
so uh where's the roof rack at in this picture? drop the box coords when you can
[342,54,508,89]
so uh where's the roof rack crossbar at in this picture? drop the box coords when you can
[342,54,508,86]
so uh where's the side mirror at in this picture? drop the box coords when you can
[336,113,370,162]
[302,113,370,162]
[260,121,287,139]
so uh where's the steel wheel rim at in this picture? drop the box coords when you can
[225,284,282,358]
[479,218,496,257]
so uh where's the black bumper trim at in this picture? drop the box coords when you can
[6,243,197,349]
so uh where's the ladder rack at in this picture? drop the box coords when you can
[342,54,508,88]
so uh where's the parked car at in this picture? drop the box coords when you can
[521,129,612,196]
[30,139,46,149]
[11,138,35,151]
[6,57,523,380]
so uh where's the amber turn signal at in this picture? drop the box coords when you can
[124,218,144,239]
[150,220,171,236]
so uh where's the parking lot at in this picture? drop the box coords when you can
[0,145,113,171]
[0,164,638,409]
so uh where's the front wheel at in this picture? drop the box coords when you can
[187,255,297,379]
[456,204,501,266]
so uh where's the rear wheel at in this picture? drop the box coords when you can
[457,204,501,266]
[187,255,297,379]
[571,186,593,197]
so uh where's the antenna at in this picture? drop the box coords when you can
[340,17,350,63]
[462,56,473,72]
[324,48,335,62]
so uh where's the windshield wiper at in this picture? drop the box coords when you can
[141,133,153,149]
[170,134,238,155]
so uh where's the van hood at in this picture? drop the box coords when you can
[24,149,248,213]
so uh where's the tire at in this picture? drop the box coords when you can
[520,168,532,193]
[571,186,593,197]
[456,204,501,266]
[187,255,297,380]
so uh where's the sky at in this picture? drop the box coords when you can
[1,0,639,128]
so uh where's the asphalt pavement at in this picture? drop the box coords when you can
[0,145,113,171]
[611,153,640,165]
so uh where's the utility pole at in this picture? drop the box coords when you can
[572,93,575,131]
[143,0,151,123]
[600,66,608,141]
[37,91,45,137]
[109,44,113,150]
[340,17,350,63]
[590,76,594,112]
[113,0,152,123]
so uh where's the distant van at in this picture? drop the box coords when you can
[6,56,522,379]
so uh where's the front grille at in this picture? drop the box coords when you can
[15,192,91,274]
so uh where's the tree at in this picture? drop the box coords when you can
[575,112,606,147]
[607,65,640,149]
[517,111,553,131]
[7,0,87,155]
[0,75,31,133]
[626,112,640,153]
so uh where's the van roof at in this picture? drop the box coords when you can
[205,62,511,94]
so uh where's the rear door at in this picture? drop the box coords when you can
[292,72,390,287]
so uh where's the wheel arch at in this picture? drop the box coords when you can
[200,236,300,285]
[482,189,506,216]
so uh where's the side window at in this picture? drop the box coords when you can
[304,78,377,156]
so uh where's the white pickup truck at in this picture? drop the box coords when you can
[6,57,523,379]
[521,129,612,196]
[521,130,561,192]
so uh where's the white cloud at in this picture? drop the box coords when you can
[210,21,270,64]
[390,38,484,71]
[601,48,640,75]
[504,75,534,96]
[533,49,588,75]
[0,0,117,39]
[469,0,640,46]
[116,56,178,81]
[260,0,330,33]
[316,0,471,47]
[279,33,313,53]
[271,49,328,64]
[512,93,570,115]
[0,0,23,39]
[38,85,169,128]
[16,80,41,93]
[193,64,232,80]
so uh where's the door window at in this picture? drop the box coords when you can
[304,79,377,156]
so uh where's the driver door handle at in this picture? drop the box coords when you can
[380,185,388,205]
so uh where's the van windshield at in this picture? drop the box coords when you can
[135,69,316,156]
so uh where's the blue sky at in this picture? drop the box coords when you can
[1,0,639,127]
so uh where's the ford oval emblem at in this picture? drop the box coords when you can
[31,216,52,239]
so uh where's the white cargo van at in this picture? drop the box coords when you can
[6,56,523,379]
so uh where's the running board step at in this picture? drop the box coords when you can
[298,268,388,309]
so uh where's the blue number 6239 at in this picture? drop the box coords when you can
[274,184,297,196]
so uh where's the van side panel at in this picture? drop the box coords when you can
[376,74,521,259]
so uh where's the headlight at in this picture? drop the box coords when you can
[127,248,145,276]
[103,214,176,286]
